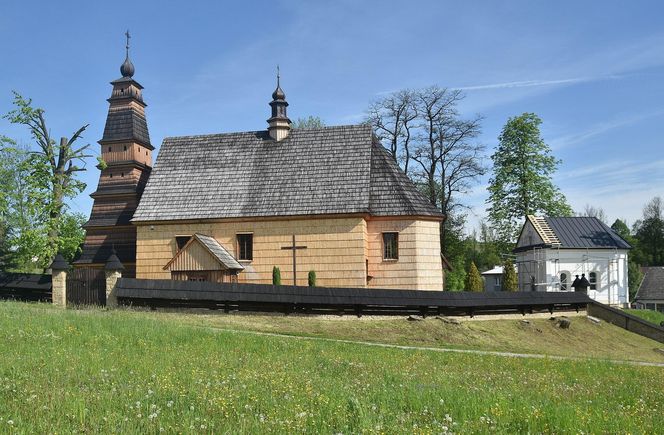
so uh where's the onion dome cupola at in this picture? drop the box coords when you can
[267,66,292,141]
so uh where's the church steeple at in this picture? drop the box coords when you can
[267,66,291,141]
[73,32,153,277]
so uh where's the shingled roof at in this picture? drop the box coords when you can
[132,124,441,222]
[634,267,664,302]
[101,107,151,148]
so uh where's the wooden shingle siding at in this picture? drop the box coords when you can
[137,216,443,290]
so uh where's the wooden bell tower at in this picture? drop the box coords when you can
[74,32,153,277]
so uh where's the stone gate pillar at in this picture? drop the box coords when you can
[49,254,70,307]
[105,250,124,308]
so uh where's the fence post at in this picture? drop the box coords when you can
[49,254,69,307]
[104,250,124,308]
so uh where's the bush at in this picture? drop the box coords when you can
[272,266,281,285]
[308,270,316,287]
[464,261,483,292]
[502,259,518,291]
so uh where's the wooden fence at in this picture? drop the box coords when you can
[116,278,591,317]
[0,273,52,302]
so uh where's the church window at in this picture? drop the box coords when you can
[560,272,568,291]
[109,173,113,178]
[108,146,112,152]
[175,236,191,251]
[123,145,127,151]
[237,233,253,261]
[383,232,399,260]
[589,271,598,290]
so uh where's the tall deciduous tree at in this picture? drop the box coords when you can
[366,89,417,175]
[3,92,90,268]
[634,196,664,266]
[465,261,483,292]
[610,218,644,301]
[367,86,485,256]
[487,113,572,244]
[501,259,518,292]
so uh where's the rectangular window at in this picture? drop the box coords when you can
[175,236,191,251]
[589,271,598,290]
[383,232,399,260]
[237,233,253,261]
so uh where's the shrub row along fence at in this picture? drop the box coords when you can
[0,273,52,302]
[116,278,591,317]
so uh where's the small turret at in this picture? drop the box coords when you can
[267,66,291,141]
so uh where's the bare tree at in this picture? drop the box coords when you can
[410,87,485,251]
[580,204,608,223]
[366,89,417,175]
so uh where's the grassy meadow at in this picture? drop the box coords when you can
[624,308,664,326]
[0,301,663,433]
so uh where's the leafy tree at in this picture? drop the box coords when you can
[610,218,645,300]
[308,270,316,287]
[3,92,91,266]
[633,197,664,266]
[628,261,644,302]
[611,219,632,242]
[272,266,281,285]
[487,113,572,245]
[444,255,467,291]
[501,259,518,291]
[292,116,325,129]
[464,261,483,291]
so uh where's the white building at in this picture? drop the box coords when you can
[514,216,631,306]
[482,266,504,292]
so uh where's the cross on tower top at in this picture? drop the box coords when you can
[125,30,131,56]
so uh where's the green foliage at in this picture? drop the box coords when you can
[624,309,664,326]
[487,113,572,245]
[628,261,644,302]
[464,261,483,291]
[633,197,664,266]
[3,92,90,267]
[272,266,281,285]
[444,256,467,291]
[96,156,108,170]
[501,259,518,292]
[610,219,644,299]
[292,116,325,129]
[308,270,317,287]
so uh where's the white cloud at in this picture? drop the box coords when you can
[454,75,622,92]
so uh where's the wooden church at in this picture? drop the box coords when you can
[75,41,445,290]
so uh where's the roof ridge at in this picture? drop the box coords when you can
[528,215,561,245]
[163,123,371,142]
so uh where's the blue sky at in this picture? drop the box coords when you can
[1,0,663,232]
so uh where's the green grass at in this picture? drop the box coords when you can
[625,308,664,326]
[0,302,662,433]
[157,309,664,363]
